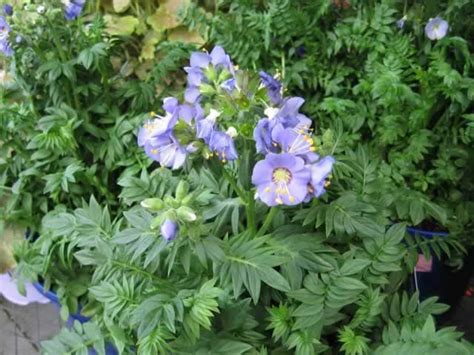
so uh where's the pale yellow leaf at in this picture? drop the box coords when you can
[140,31,163,61]
[113,0,131,13]
[146,0,190,32]
[104,15,139,36]
[168,26,206,46]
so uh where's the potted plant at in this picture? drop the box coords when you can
[39,45,472,354]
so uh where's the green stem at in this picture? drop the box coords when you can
[255,207,278,238]
[48,19,82,113]
[247,191,256,235]
[221,167,246,200]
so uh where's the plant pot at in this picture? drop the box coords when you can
[33,282,118,355]
[407,228,473,309]
[32,282,90,324]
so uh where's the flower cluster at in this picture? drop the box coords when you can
[252,77,334,206]
[0,15,13,56]
[184,46,236,104]
[64,0,86,21]
[138,46,239,168]
[138,47,335,208]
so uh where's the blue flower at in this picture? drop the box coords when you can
[3,4,13,16]
[308,156,335,198]
[0,16,12,56]
[184,46,236,103]
[253,97,312,155]
[144,132,188,169]
[208,130,238,162]
[271,124,318,163]
[64,0,86,21]
[425,17,448,40]
[161,219,178,241]
[254,118,277,155]
[221,78,236,93]
[196,109,219,143]
[252,153,311,206]
[396,16,406,29]
[138,97,193,170]
[259,71,282,105]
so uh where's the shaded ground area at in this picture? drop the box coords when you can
[0,296,60,355]
[441,278,474,342]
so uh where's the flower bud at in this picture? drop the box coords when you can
[200,84,215,95]
[176,206,197,222]
[161,219,178,241]
[140,198,164,211]
[175,181,190,201]
[204,66,217,82]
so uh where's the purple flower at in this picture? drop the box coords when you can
[254,118,277,155]
[0,40,12,56]
[221,78,236,93]
[271,124,318,162]
[208,130,238,162]
[3,4,13,16]
[308,156,335,198]
[137,114,176,148]
[253,97,312,155]
[138,97,193,169]
[145,132,188,169]
[260,71,282,105]
[64,0,86,21]
[396,17,406,29]
[0,16,12,56]
[161,219,178,241]
[196,109,219,143]
[0,16,11,41]
[425,17,448,40]
[184,86,201,104]
[184,46,235,103]
[252,153,311,206]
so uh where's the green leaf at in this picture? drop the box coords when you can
[257,266,290,292]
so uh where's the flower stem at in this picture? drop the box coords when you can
[255,207,278,238]
[247,191,256,235]
[222,167,245,200]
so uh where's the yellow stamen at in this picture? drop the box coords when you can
[264,187,271,193]
[289,196,295,203]
[275,197,283,205]
[324,181,331,188]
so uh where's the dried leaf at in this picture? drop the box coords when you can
[146,0,190,32]
[140,31,163,61]
[168,26,206,46]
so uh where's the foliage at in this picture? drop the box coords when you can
[183,0,474,250]
[1,0,473,354]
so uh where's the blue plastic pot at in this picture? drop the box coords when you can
[32,282,91,324]
[33,282,118,355]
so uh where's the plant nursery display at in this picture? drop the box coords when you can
[0,0,473,355]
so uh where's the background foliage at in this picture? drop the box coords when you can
[0,0,473,354]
